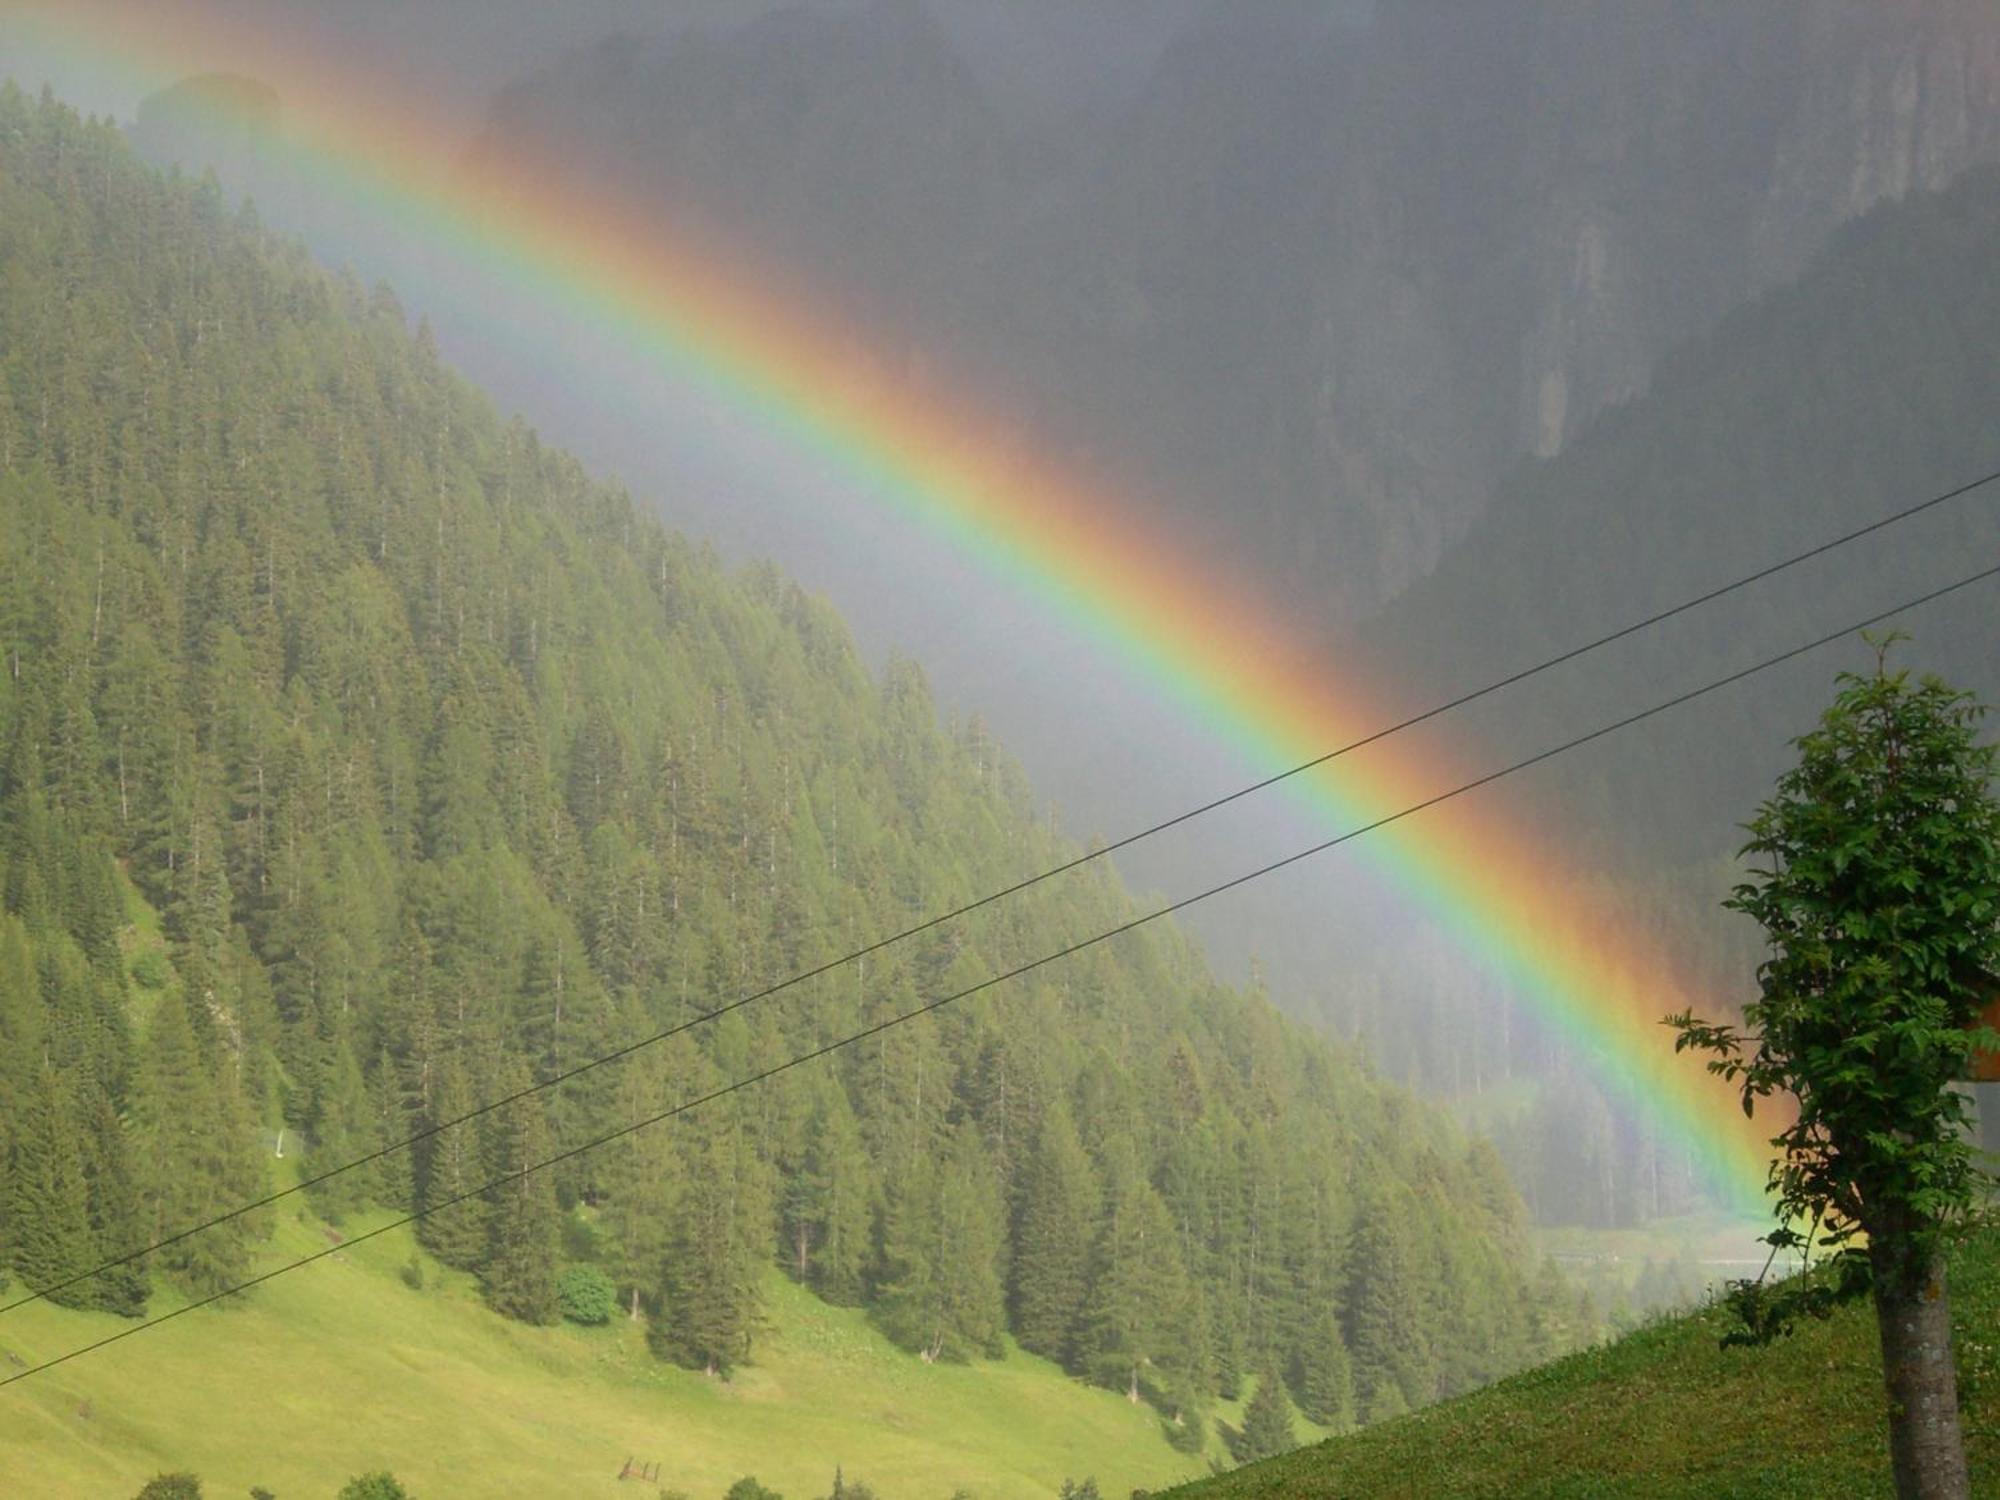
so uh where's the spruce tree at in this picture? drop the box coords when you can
[1344,1191,1432,1422]
[479,1062,560,1324]
[80,1090,149,1317]
[654,1118,769,1375]
[1295,1306,1354,1431]
[416,1055,488,1271]
[1009,1098,1096,1363]
[6,1066,93,1307]
[1075,1143,1192,1403]
[1230,1367,1298,1464]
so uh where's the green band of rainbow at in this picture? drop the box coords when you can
[10,2,1777,1211]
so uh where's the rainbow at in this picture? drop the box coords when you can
[5,2,1777,1210]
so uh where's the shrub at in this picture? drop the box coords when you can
[130,949,169,990]
[132,1478,201,1500]
[557,1263,617,1325]
[336,1475,413,1500]
[724,1479,782,1500]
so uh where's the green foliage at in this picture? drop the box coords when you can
[1227,1371,1297,1465]
[1669,644,2000,1338]
[0,84,1559,1427]
[336,1476,413,1500]
[557,1263,618,1325]
[724,1479,782,1500]
[131,1477,202,1500]
[1010,1099,1096,1363]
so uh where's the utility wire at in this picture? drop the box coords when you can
[4,559,1994,1391]
[1,463,1994,1321]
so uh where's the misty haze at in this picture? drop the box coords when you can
[1,3,1998,1496]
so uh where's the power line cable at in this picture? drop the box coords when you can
[4,558,1993,1390]
[1,463,1993,1320]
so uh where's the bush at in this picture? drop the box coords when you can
[557,1263,617,1325]
[132,1478,201,1500]
[398,1255,425,1292]
[130,949,169,990]
[336,1475,412,1500]
[724,1479,781,1500]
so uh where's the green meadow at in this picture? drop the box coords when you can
[1170,1216,2000,1499]
[0,1204,1215,1499]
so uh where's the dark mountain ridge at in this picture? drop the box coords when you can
[462,0,2000,618]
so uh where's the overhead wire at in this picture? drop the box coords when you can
[0,462,1993,1320]
[3,557,1994,1389]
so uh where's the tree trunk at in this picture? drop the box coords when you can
[1869,1232,1969,1500]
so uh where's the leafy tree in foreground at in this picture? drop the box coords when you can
[130,1476,201,1500]
[1669,643,2000,1500]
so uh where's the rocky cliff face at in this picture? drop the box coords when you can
[1514,0,2000,464]
[450,1,2000,616]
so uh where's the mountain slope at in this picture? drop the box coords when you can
[0,86,1571,1485]
[1169,1216,2000,1499]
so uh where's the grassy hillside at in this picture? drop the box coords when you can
[0,1198,1218,1499]
[1170,1217,2000,1499]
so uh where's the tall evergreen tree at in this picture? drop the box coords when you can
[1076,1143,1192,1402]
[1343,1190,1432,1422]
[1230,1367,1298,1464]
[480,1061,560,1324]
[1009,1097,1096,1363]
[6,1067,93,1307]
[654,1117,769,1376]
[416,1055,489,1272]
[873,1119,1006,1362]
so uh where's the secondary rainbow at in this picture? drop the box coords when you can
[8,1,1777,1209]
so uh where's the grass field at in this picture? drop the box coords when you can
[0,1202,1216,1500]
[1169,1217,2000,1499]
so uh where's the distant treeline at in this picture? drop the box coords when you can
[0,88,1583,1445]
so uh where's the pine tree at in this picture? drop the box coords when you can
[79,1090,149,1316]
[1009,1098,1096,1363]
[1344,1191,1432,1422]
[873,1119,1006,1362]
[1076,1142,1192,1403]
[479,1061,560,1324]
[781,1080,871,1304]
[6,1067,93,1307]
[654,1117,769,1375]
[416,1054,488,1271]
[1230,1367,1298,1464]
[1294,1306,1354,1431]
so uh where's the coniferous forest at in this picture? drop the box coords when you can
[0,91,1582,1453]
